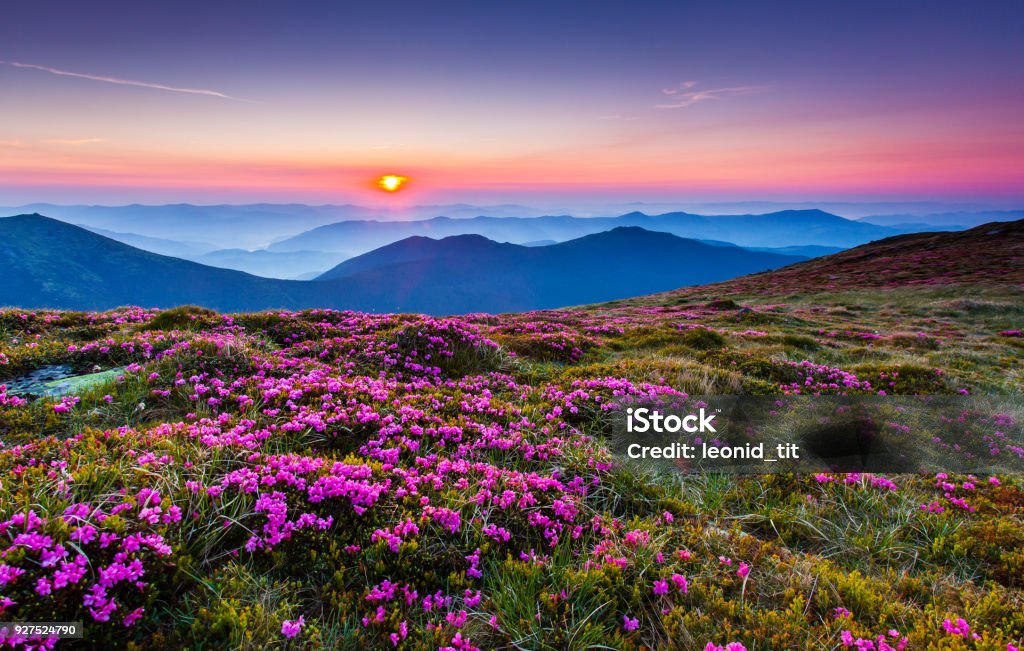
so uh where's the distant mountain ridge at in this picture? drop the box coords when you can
[857,210,1024,229]
[0,215,803,314]
[0,203,553,249]
[79,226,218,258]
[270,209,932,254]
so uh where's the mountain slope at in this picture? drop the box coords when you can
[313,227,804,312]
[78,227,218,258]
[271,209,921,254]
[644,219,1024,300]
[317,234,520,280]
[0,215,310,311]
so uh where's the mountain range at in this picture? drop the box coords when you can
[269,209,921,254]
[0,214,803,313]
[0,203,552,249]
[5,212,1019,314]
[3,204,996,281]
[857,210,1024,230]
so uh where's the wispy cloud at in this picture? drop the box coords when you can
[655,81,763,109]
[1,60,255,102]
[43,137,105,145]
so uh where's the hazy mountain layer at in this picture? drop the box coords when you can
[271,209,931,254]
[0,215,802,313]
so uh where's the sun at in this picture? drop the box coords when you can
[376,174,409,192]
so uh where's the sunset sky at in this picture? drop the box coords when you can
[1,0,1022,207]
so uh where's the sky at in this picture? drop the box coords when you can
[1,0,1022,207]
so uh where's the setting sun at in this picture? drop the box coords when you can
[376,174,409,192]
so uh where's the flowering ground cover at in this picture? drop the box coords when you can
[0,275,1022,648]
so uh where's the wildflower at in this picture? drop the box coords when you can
[390,620,409,646]
[736,562,750,579]
[466,548,483,578]
[623,615,639,632]
[941,617,972,638]
[0,564,26,586]
[281,616,305,638]
[670,574,688,593]
[123,607,145,627]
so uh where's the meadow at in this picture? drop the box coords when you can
[0,280,1022,649]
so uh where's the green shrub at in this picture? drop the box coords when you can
[780,334,819,351]
[679,328,727,351]
[889,333,940,350]
[706,299,739,309]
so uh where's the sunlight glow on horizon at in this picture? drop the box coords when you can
[376,175,409,192]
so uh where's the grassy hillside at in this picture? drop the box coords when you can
[0,223,1021,649]
[654,219,1024,297]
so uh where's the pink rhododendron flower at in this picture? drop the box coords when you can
[736,562,750,579]
[281,616,304,638]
